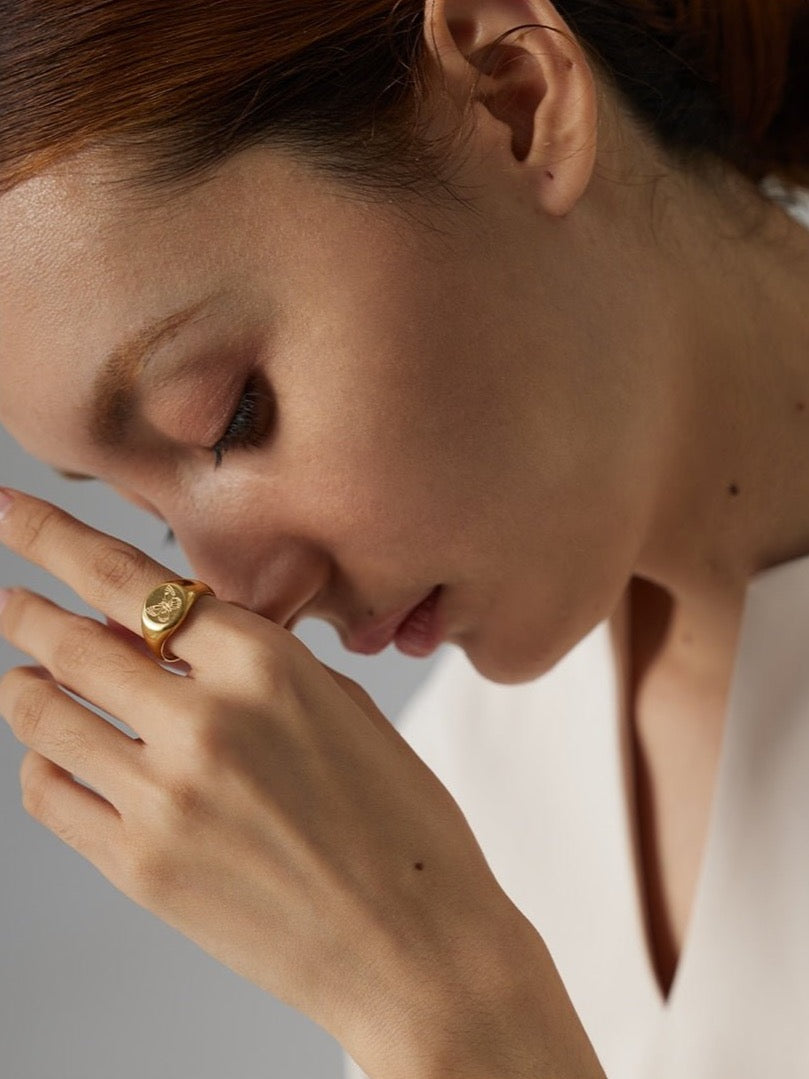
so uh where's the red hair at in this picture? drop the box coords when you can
[600,0,809,187]
[1,1,807,199]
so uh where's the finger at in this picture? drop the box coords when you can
[18,747,125,882]
[105,616,191,677]
[0,489,220,665]
[0,588,186,740]
[1,666,141,809]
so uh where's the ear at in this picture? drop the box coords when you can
[422,0,598,217]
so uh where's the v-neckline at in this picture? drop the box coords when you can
[597,550,809,1076]
[607,577,751,1010]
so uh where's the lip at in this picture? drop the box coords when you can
[345,587,441,655]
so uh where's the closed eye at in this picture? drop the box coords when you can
[209,371,274,469]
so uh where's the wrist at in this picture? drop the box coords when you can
[422,909,606,1079]
[346,890,607,1079]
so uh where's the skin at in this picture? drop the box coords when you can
[0,492,609,1078]
[0,0,808,1067]
[2,0,809,690]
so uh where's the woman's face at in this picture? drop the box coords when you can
[0,141,665,684]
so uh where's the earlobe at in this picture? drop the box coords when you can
[422,0,598,217]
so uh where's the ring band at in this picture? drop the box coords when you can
[140,579,216,663]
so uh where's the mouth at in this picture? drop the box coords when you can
[345,585,444,657]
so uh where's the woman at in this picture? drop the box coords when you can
[1,1,807,1076]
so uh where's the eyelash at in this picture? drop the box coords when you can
[160,374,272,545]
[210,373,274,469]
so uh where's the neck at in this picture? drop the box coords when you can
[634,175,809,676]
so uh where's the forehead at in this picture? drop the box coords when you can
[0,152,250,325]
[0,151,267,464]
[0,146,449,467]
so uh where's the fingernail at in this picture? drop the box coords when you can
[0,588,9,614]
[0,489,12,521]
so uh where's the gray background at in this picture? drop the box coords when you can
[0,425,446,1078]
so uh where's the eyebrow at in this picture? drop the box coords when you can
[87,291,222,448]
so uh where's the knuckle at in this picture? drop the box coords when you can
[145,755,214,833]
[50,618,106,679]
[88,541,143,594]
[0,588,26,640]
[191,715,230,760]
[163,773,208,823]
[215,620,262,663]
[12,680,55,745]
[7,678,92,767]
[0,588,48,653]
[20,764,50,820]
[159,694,220,757]
[0,665,30,714]
[51,818,84,851]
[97,646,141,689]
[125,843,177,903]
[188,712,245,772]
[16,503,65,557]
[53,726,92,769]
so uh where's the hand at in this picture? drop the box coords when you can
[0,489,603,1079]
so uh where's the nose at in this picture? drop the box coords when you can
[111,484,329,630]
[173,524,329,631]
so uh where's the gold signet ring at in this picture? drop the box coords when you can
[140,579,216,663]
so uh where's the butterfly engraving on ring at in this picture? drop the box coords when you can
[146,584,184,625]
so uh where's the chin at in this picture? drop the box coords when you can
[460,595,616,686]
[458,626,564,685]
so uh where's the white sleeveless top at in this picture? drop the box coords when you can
[343,187,809,1079]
